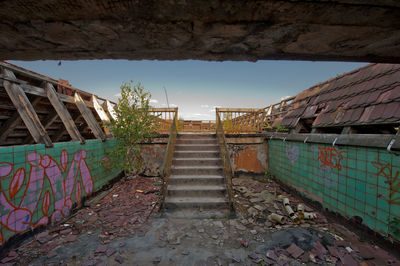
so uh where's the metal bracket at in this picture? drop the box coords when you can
[304,136,309,143]
[387,139,396,152]
[332,137,338,147]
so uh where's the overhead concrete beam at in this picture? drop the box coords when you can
[0,0,399,62]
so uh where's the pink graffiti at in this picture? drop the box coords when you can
[0,149,94,238]
[285,145,299,164]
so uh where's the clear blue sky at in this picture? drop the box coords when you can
[10,60,367,120]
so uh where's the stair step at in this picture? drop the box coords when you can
[175,144,219,151]
[171,166,223,175]
[168,175,225,185]
[176,139,217,145]
[167,184,226,197]
[163,209,231,219]
[174,150,220,158]
[178,134,216,140]
[172,158,222,166]
[164,196,229,209]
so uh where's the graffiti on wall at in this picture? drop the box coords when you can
[371,158,400,206]
[0,149,97,244]
[285,144,299,165]
[317,147,346,171]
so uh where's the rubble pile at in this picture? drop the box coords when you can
[1,176,162,265]
[232,176,327,230]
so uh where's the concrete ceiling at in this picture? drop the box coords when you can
[0,0,399,62]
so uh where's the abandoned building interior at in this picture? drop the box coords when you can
[0,0,400,265]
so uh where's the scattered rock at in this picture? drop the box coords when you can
[235,224,246,231]
[232,256,241,263]
[114,255,124,264]
[182,250,190,255]
[106,248,117,257]
[249,198,264,203]
[47,250,57,259]
[153,256,161,263]
[60,228,72,235]
[248,253,258,260]
[198,228,205,233]
[63,234,78,243]
[213,221,224,228]
[254,205,266,211]
[250,230,257,235]
[95,245,108,254]
[266,250,277,261]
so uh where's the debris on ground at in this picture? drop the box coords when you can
[1,175,400,265]
[4,176,162,265]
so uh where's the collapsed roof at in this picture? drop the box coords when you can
[280,64,400,134]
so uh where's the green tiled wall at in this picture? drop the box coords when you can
[269,140,400,241]
[0,139,121,244]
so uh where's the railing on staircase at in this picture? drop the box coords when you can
[161,108,178,207]
[215,109,235,212]
[149,107,178,133]
[216,97,294,133]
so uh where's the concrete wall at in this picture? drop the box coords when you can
[0,139,121,244]
[227,136,267,175]
[269,139,400,242]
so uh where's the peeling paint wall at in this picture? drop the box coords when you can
[0,139,121,244]
[139,144,167,176]
[269,139,400,242]
[227,136,267,175]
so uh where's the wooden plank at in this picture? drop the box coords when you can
[103,100,117,120]
[46,82,85,143]
[1,68,53,147]
[74,92,106,141]
[92,95,111,135]
[0,96,41,144]
[0,75,95,107]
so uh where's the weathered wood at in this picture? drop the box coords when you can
[0,96,41,144]
[103,100,117,120]
[92,95,111,135]
[46,82,85,143]
[1,68,53,147]
[0,75,94,107]
[74,92,106,141]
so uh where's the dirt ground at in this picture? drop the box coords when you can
[1,175,400,266]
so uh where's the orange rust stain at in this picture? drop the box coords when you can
[232,146,264,173]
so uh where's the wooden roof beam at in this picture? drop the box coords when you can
[92,95,112,136]
[103,100,117,120]
[46,82,85,144]
[74,92,106,141]
[1,68,52,147]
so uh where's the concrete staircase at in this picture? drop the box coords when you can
[164,134,230,218]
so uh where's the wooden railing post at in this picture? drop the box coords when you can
[216,110,235,213]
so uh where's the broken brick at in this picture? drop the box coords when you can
[286,243,304,259]
[95,244,108,254]
[327,245,340,258]
[340,254,358,266]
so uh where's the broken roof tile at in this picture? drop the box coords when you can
[280,63,400,129]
